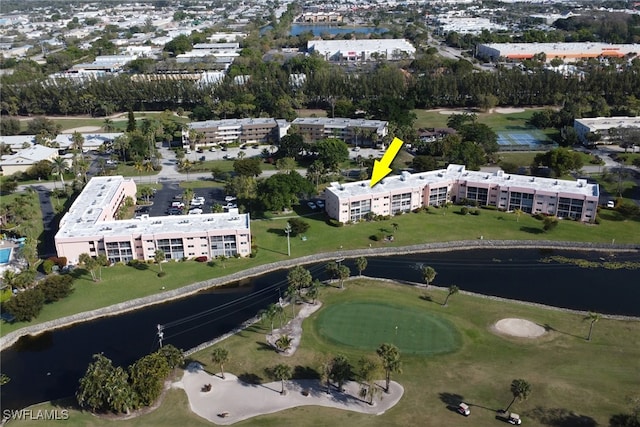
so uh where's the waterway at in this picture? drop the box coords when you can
[1,248,639,411]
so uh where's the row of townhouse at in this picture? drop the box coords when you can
[324,165,599,223]
[182,117,389,149]
[54,176,251,265]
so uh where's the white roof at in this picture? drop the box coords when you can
[292,117,387,130]
[574,116,640,131]
[308,38,415,54]
[326,164,599,199]
[0,145,58,165]
[56,176,250,240]
[188,118,278,130]
[480,42,640,56]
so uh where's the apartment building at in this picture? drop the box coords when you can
[291,118,388,145]
[55,176,251,265]
[307,39,416,62]
[183,118,280,148]
[325,165,599,223]
[574,116,640,145]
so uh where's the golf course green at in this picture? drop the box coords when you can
[315,301,461,355]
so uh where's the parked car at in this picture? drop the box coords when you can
[196,148,203,153]
[188,208,203,215]
[307,201,317,210]
[607,200,615,208]
[457,403,470,417]
[166,208,182,215]
[225,196,237,202]
[171,202,185,208]
[209,147,216,152]
[316,200,325,209]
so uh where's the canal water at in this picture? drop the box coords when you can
[1,248,639,410]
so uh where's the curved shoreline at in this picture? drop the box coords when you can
[1,240,638,350]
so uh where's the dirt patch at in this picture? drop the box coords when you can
[492,318,546,338]
[266,302,322,355]
[494,107,526,114]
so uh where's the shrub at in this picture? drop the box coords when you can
[42,259,55,275]
[56,256,67,267]
[370,233,385,241]
[543,216,559,231]
[194,256,208,263]
[481,205,498,211]
[288,217,310,235]
[327,218,343,227]
[157,271,167,277]
[472,209,480,216]
[38,275,74,303]
[461,207,469,215]
[249,251,257,258]
[3,288,45,321]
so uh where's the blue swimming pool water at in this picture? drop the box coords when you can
[0,247,12,264]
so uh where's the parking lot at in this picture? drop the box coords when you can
[136,180,228,217]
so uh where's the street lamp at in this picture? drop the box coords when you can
[284,222,292,257]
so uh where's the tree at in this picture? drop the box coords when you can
[506,379,531,411]
[126,110,136,132]
[78,253,98,282]
[233,158,262,177]
[38,274,74,303]
[154,249,165,273]
[421,265,437,286]
[358,356,381,405]
[51,157,67,188]
[287,265,312,297]
[275,157,296,173]
[287,217,309,236]
[355,256,368,276]
[376,343,402,393]
[329,354,352,392]
[211,347,229,379]
[277,134,304,159]
[157,344,184,370]
[129,352,170,407]
[275,335,292,352]
[584,312,601,341]
[316,138,349,171]
[272,363,292,395]
[306,279,321,304]
[514,208,523,222]
[411,155,438,172]
[442,285,459,307]
[77,353,134,414]
[258,171,313,212]
[326,261,339,279]
[3,288,45,321]
[260,303,281,333]
[543,216,559,232]
[337,264,350,289]
[532,148,583,177]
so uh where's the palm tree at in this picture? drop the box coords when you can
[307,279,320,304]
[329,354,351,392]
[51,157,67,188]
[112,134,130,161]
[211,347,229,379]
[358,356,381,405]
[260,303,279,333]
[442,285,459,307]
[134,159,144,182]
[154,249,165,273]
[275,335,292,352]
[584,312,601,341]
[285,283,297,317]
[355,256,368,276]
[102,118,115,132]
[337,264,350,290]
[237,150,246,160]
[272,363,292,395]
[392,223,399,233]
[421,266,437,286]
[376,343,402,393]
[71,131,85,160]
[514,208,523,222]
[505,379,531,411]
[96,254,109,281]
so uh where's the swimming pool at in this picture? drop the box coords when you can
[0,247,12,264]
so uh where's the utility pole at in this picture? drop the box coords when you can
[157,324,164,348]
[284,222,291,257]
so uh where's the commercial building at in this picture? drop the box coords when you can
[477,43,640,62]
[324,164,599,223]
[574,116,640,145]
[183,118,280,148]
[291,118,388,145]
[307,39,416,62]
[55,176,251,265]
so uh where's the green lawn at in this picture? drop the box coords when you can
[12,279,640,427]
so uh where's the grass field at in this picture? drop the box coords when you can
[11,279,640,427]
[315,301,460,355]
[413,108,540,131]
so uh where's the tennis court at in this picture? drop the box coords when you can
[315,301,461,355]
[497,130,554,151]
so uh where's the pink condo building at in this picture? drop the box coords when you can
[324,164,599,223]
[55,176,251,265]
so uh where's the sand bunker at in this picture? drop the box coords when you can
[493,318,546,338]
[62,126,103,133]
[494,107,525,114]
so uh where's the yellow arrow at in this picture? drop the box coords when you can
[370,137,404,187]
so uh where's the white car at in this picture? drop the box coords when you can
[188,208,203,215]
[457,403,470,416]
[316,200,325,209]
[307,201,317,209]
[607,200,615,208]
[171,202,185,208]
[190,200,204,207]
[225,196,237,202]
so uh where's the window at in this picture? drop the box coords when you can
[211,235,238,257]
[391,192,412,214]
[106,241,133,263]
[508,192,534,213]
[350,199,372,222]
[557,197,584,219]
[429,187,448,206]
[466,186,489,205]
